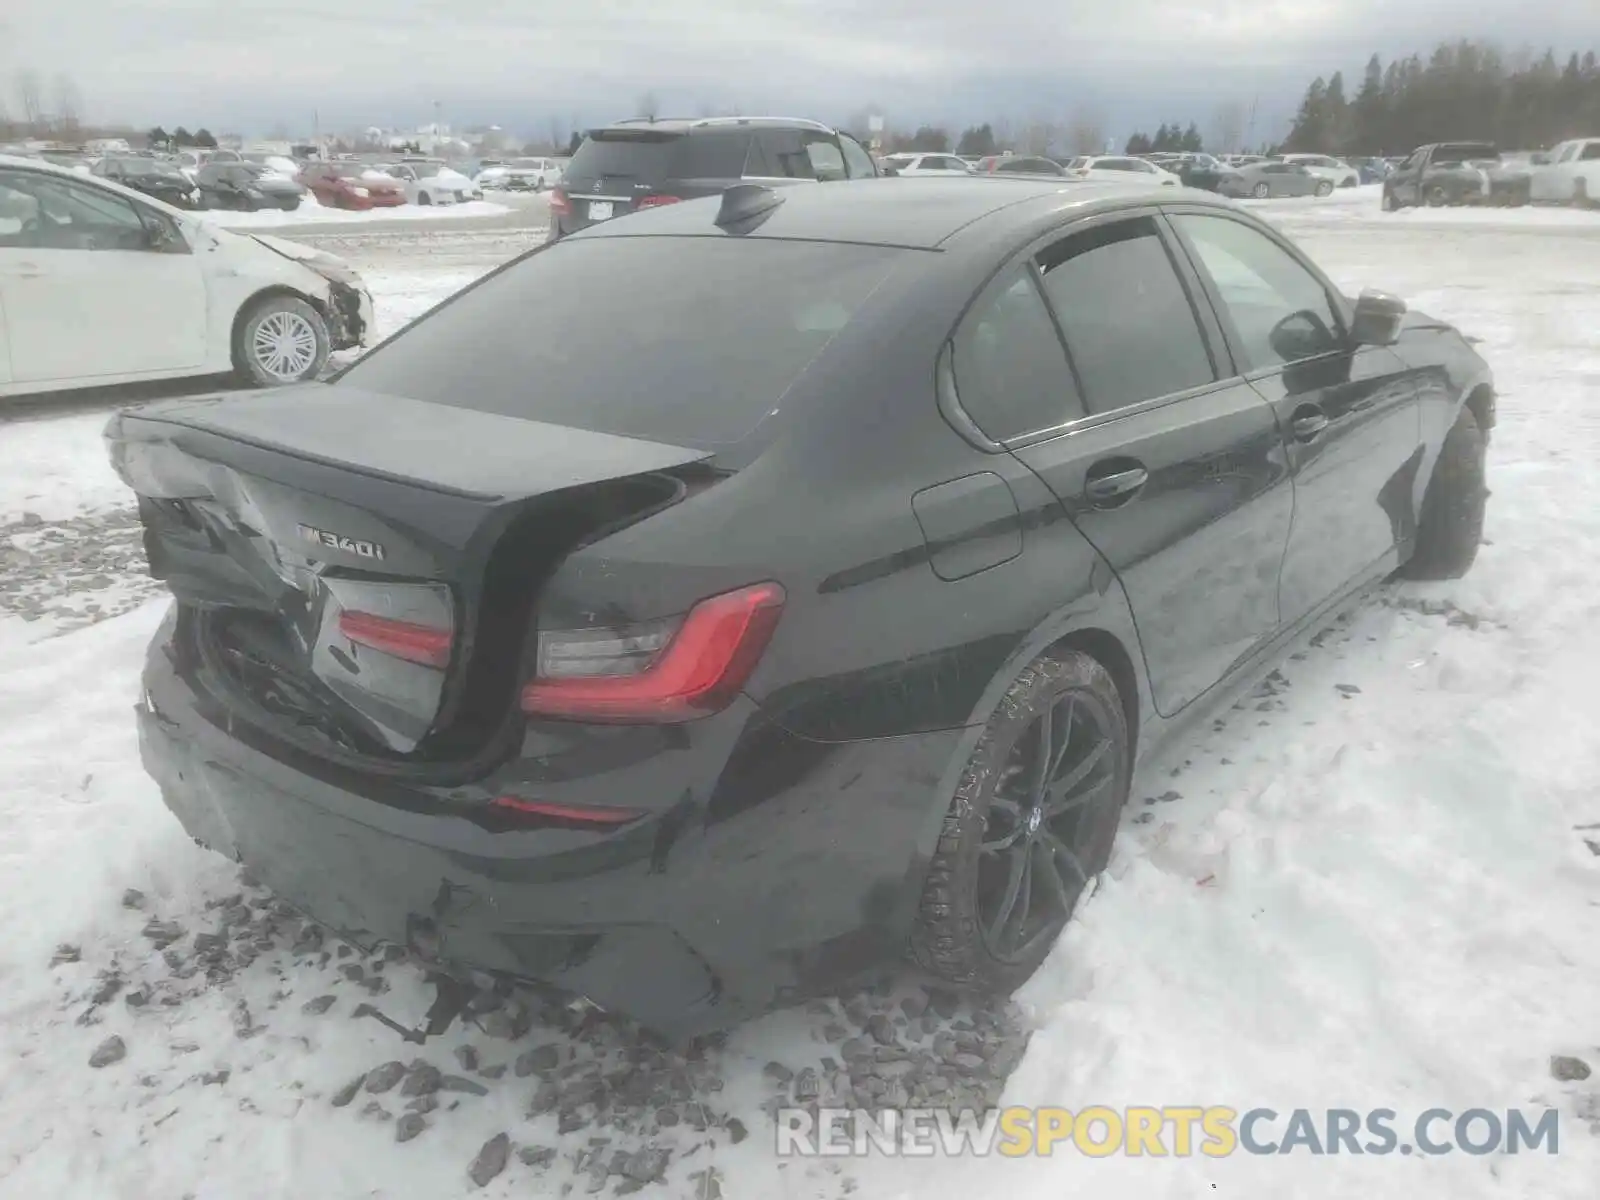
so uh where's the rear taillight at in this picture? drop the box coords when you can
[637,195,682,209]
[520,581,785,722]
[338,611,453,668]
[549,188,571,215]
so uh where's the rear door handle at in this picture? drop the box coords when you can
[1291,408,1329,440]
[1084,464,1149,505]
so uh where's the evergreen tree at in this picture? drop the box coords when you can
[1125,131,1153,154]
[1182,122,1203,150]
[1352,54,1387,153]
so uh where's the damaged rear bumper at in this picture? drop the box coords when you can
[135,609,957,1037]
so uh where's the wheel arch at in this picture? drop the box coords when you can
[1463,381,1495,435]
[229,283,332,352]
[1043,627,1142,756]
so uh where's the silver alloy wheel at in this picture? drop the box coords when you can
[251,310,319,382]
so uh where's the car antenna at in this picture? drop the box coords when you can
[715,183,783,230]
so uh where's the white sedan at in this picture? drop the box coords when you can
[1279,154,1361,189]
[1067,156,1181,186]
[879,152,973,176]
[0,154,374,398]
[381,160,480,205]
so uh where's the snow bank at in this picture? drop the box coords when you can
[199,198,510,229]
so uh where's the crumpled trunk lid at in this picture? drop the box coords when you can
[108,385,710,758]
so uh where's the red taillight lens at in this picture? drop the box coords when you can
[338,611,453,668]
[489,796,641,826]
[637,195,682,208]
[520,582,785,722]
[549,187,571,215]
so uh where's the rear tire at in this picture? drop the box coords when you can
[1427,185,1449,207]
[910,650,1132,992]
[1576,179,1591,210]
[1382,187,1400,211]
[418,192,432,206]
[232,295,331,389]
[1253,182,1270,199]
[1400,406,1487,581]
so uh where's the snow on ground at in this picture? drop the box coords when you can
[200,197,511,229]
[0,201,1596,1199]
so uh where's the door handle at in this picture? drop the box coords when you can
[1084,464,1149,505]
[8,262,44,279]
[1291,409,1329,440]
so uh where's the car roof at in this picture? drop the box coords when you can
[0,152,195,214]
[570,176,1237,251]
[593,116,836,137]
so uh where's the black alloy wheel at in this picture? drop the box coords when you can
[977,689,1119,963]
[912,650,1131,990]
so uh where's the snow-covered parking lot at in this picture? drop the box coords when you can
[0,187,1596,1199]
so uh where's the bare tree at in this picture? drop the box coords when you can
[54,73,81,135]
[547,117,565,152]
[635,91,659,120]
[1065,108,1106,155]
[1210,101,1246,154]
[17,70,43,131]
[1020,109,1058,156]
[267,121,291,141]
[990,116,1015,152]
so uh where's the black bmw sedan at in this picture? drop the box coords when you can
[108,178,1494,1037]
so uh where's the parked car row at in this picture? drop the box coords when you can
[1381,143,1534,209]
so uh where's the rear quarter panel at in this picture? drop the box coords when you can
[544,253,1151,747]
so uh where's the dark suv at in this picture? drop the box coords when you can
[549,116,884,240]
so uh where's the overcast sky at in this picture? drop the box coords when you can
[4,0,1596,142]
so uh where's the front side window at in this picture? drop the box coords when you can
[950,267,1082,441]
[1172,213,1344,370]
[1036,216,1216,414]
[0,171,149,251]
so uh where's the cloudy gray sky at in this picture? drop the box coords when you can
[4,0,1595,142]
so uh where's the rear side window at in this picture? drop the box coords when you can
[803,135,847,181]
[747,129,815,179]
[1581,143,1600,162]
[950,267,1082,441]
[1037,217,1215,414]
[337,238,903,448]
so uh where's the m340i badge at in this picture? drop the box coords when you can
[298,524,386,561]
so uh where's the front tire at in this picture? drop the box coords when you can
[1253,182,1270,199]
[1382,187,1400,211]
[911,650,1132,992]
[1400,406,1487,580]
[418,192,432,206]
[1315,180,1334,197]
[1576,179,1591,210]
[232,295,331,389]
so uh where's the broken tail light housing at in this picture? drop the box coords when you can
[521,581,785,722]
[338,611,453,669]
[549,187,571,216]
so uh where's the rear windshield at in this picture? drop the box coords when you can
[337,237,903,447]
[567,130,750,183]
[1436,144,1498,164]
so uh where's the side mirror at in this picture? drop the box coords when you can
[1350,288,1406,346]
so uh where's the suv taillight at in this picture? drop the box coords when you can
[549,187,571,215]
[638,195,682,208]
[520,582,784,722]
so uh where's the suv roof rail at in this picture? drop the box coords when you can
[689,116,834,132]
